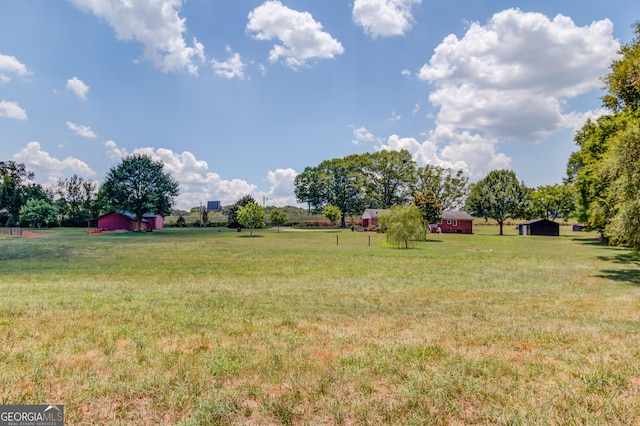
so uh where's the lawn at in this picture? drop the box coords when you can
[1,225,639,425]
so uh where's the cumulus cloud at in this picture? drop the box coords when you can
[103,140,300,210]
[418,9,619,142]
[71,0,205,75]
[66,77,90,100]
[352,126,376,145]
[378,128,510,178]
[211,46,245,79]
[12,142,95,183]
[0,53,31,82]
[247,1,344,69]
[67,121,97,138]
[0,100,27,120]
[353,0,421,38]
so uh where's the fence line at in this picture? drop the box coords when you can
[0,227,22,235]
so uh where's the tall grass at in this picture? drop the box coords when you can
[0,226,639,424]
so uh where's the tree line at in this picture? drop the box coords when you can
[2,23,639,247]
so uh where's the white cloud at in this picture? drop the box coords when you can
[352,126,376,145]
[389,111,401,121]
[71,0,205,75]
[66,77,90,100]
[67,121,97,138]
[247,1,344,69]
[0,100,27,120]
[353,0,421,38]
[379,128,510,178]
[211,46,245,79]
[102,140,304,210]
[12,142,95,183]
[418,9,619,142]
[0,53,31,82]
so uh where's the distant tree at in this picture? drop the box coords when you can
[56,174,97,226]
[412,189,442,234]
[413,165,469,211]
[269,208,288,231]
[227,195,257,228]
[0,161,50,225]
[237,202,265,237]
[383,205,424,249]
[18,199,58,228]
[529,184,574,222]
[294,166,324,214]
[362,150,416,208]
[466,169,529,235]
[322,205,342,225]
[98,154,179,232]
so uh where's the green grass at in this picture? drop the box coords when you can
[1,225,639,424]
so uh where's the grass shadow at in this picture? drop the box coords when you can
[595,252,640,286]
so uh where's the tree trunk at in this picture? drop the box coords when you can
[499,220,504,235]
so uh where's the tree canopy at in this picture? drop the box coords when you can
[466,169,529,235]
[294,150,469,226]
[567,22,640,248]
[237,202,265,237]
[382,205,424,249]
[98,154,179,231]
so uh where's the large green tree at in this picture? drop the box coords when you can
[466,169,529,235]
[0,161,50,226]
[227,194,257,228]
[99,154,179,231]
[56,174,97,226]
[19,199,58,229]
[568,22,640,247]
[237,202,265,237]
[529,184,575,222]
[361,150,416,208]
[412,165,469,211]
[412,189,441,233]
[268,208,288,231]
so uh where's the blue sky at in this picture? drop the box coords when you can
[1,0,638,210]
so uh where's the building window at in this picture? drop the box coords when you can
[447,219,451,225]
[453,220,458,226]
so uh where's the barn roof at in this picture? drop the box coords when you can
[441,211,474,220]
[362,208,391,219]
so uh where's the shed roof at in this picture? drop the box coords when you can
[519,218,558,226]
[441,211,474,220]
[362,208,391,219]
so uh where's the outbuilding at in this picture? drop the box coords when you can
[518,219,559,236]
[361,208,390,228]
[97,211,164,232]
[435,211,474,234]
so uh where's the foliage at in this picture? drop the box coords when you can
[413,165,469,210]
[236,202,265,237]
[529,184,575,222]
[98,154,179,231]
[0,161,50,225]
[466,169,529,235]
[56,174,97,226]
[18,199,58,228]
[322,205,342,225]
[294,150,469,226]
[269,208,288,231]
[568,23,640,248]
[227,195,257,228]
[383,204,424,248]
[412,189,442,230]
[361,150,415,207]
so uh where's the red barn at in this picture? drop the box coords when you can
[97,211,164,231]
[435,211,474,234]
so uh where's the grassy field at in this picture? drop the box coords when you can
[1,225,639,425]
